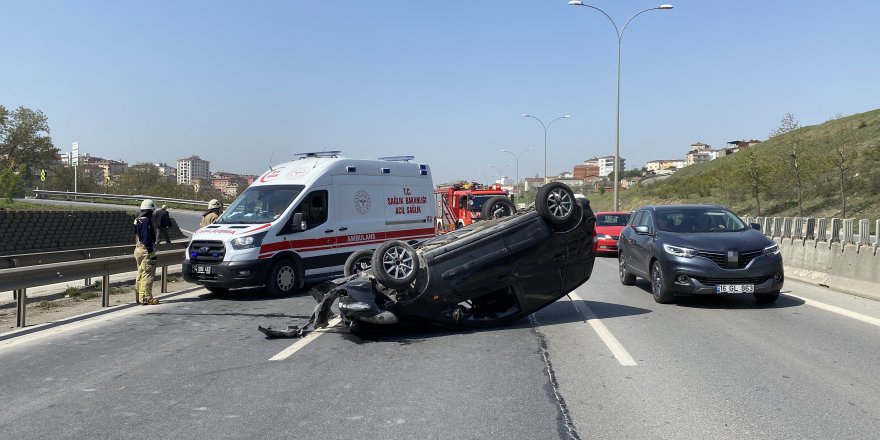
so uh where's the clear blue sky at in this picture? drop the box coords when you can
[3,0,878,184]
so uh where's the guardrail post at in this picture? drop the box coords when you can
[817,218,828,241]
[843,219,855,244]
[161,265,168,293]
[831,218,842,243]
[782,217,793,238]
[793,217,805,240]
[875,220,880,246]
[857,219,869,244]
[101,274,110,307]
[805,218,816,240]
[15,289,27,328]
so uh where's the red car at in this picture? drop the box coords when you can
[593,211,632,255]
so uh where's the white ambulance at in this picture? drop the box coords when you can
[183,152,435,296]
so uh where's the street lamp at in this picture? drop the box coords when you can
[568,1,673,211]
[500,147,532,197]
[488,164,510,184]
[522,114,571,184]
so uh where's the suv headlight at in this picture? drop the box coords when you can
[231,231,267,250]
[763,243,780,256]
[663,244,698,258]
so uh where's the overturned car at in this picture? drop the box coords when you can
[259,183,597,337]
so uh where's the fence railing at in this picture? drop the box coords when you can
[32,190,207,210]
[2,249,187,328]
[744,216,879,246]
[0,241,188,270]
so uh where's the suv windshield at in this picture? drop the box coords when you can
[468,194,502,212]
[215,185,304,224]
[655,207,747,233]
[597,213,631,226]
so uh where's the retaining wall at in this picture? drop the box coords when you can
[0,211,185,256]
[744,215,880,301]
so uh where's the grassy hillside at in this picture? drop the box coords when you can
[590,109,880,220]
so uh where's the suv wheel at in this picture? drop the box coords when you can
[536,182,575,225]
[619,253,636,286]
[371,240,419,289]
[651,261,675,304]
[343,250,374,276]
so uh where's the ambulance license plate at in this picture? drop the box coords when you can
[192,264,212,275]
[716,284,754,294]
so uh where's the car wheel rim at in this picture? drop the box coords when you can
[277,266,295,290]
[652,266,662,297]
[382,246,414,280]
[547,188,573,218]
[619,256,626,280]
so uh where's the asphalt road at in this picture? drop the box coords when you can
[1,258,879,439]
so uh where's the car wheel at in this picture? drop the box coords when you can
[619,253,636,286]
[536,182,575,225]
[754,290,780,304]
[343,250,374,276]
[205,286,229,295]
[481,196,515,220]
[371,240,420,289]
[266,259,299,297]
[456,220,465,230]
[650,261,675,304]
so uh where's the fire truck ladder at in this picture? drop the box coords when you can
[438,194,457,232]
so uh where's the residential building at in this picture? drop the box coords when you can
[523,177,546,192]
[90,158,128,180]
[685,142,715,166]
[155,163,177,178]
[584,155,625,177]
[646,159,686,172]
[726,139,762,153]
[573,164,600,179]
[177,155,210,185]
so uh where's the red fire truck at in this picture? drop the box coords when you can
[435,181,515,232]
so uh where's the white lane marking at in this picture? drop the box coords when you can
[568,291,638,366]
[0,289,206,352]
[180,228,194,235]
[786,293,880,328]
[269,317,342,361]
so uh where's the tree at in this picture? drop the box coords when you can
[0,106,59,181]
[732,147,775,216]
[0,166,25,202]
[827,126,859,217]
[768,113,809,216]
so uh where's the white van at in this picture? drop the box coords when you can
[183,152,435,296]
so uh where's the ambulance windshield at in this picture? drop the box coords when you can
[215,185,305,224]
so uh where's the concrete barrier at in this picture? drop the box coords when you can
[777,238,880,302]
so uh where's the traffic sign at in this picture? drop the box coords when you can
[71,141,79,167]
[40,169,47,182]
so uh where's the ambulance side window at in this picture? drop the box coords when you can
[287,190,328,232]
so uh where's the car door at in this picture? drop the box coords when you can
[620,210,643,272]
[630,210,655,277]
[278,188,336,278]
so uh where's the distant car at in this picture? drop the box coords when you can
[593,211,631,255]
[617,204,784,304]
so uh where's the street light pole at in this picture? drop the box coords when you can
[501,147,532,197]
[568,1,673,211]
[522,114,571,184]
[488,164,510,184]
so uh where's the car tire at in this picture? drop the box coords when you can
[650,261,675,304]
[205,286,229,295]
[371,240,420,289]
[456,220,465,230]
[343,250,374,276]
[619,253,636,286]
[266,259,300,297]
[536,182,576,225]
[481,196,515,220]
[754,290,780,304]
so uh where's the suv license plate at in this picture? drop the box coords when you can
[192,265,212,275]
[716,284,754,294]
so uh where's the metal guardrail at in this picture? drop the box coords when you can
[32,190,207,209]
[3,249,187,328]
[0,241,188,270]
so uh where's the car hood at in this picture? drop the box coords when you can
[659,229,772,251]
[595,225,625,236]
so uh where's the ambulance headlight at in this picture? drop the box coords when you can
[231,231,267,250]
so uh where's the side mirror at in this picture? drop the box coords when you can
[634,225,651,235]
[291,213,306,232]
[750,223,761,231]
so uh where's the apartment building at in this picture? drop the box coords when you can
[584,155,625,177]
[177,155,210,185]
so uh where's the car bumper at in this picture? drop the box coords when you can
[658,254,784,295]
[593,238,619,254]
[183,259,269,289]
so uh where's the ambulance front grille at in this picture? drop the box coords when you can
[189,240,226,263]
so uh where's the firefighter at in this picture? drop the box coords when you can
[134,199,159,305]
[200,199,223,227]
